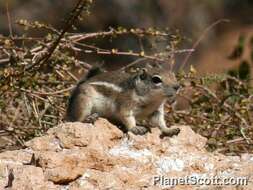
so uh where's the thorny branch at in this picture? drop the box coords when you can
[25,0,92,72]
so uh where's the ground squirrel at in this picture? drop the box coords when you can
[66,58,180,137]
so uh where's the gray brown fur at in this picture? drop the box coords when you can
[66,59,180,136]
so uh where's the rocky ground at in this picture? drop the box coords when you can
[0,118,252,190]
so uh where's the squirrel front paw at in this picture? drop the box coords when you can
[130,126,150,135]
[160,128,180,138]
[84,113,99,123]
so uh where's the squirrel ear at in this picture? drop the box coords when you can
[139,68,148,80]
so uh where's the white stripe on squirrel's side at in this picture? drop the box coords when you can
[89,81,123,93]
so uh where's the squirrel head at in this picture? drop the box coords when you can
[125,59,180,101]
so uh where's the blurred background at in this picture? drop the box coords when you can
[0,0,252,75]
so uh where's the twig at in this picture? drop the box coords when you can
[0,58,9,65]
[72,41,193,62]
[68,28,170,42]
[5,0,13,38]
[40,120,55,126]
[226,137,245,144]
[62,69,79,82]
[25,0,90,71]
[22,93,32,117]
[180,19,230,70]
[0,36,44,41]
[19,86,74,96]
[31,98,42,128]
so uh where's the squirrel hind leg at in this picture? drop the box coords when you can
[66,92,93,122]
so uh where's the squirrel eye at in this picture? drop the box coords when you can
[152,75,162,84]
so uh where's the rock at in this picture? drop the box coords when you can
[25,135,61,152]
[0,118,252,189]
[0,158,57,190]
[37,150,87,184]
[47,122,93,149]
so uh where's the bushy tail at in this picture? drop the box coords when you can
[78,66,104,85]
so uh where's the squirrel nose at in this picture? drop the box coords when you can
[173,84,180,91]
